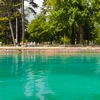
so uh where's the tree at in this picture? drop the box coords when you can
[0,0,38,45]
[22,0,38,44]
[27,0,100,45]
[0,0,21,45]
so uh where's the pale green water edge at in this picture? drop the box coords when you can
[0,53,100,100]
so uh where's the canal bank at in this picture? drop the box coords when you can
[0,46,100,53]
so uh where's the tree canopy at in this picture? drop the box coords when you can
[27,0,100,45]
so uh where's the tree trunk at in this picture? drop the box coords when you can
[80,33,83,45]
[22,0,24,44]
[16,17,18,44]
[9,19,15,46]
[71,25,75,45]
[79,24,83,45]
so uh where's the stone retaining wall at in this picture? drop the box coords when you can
[0,47,100,53]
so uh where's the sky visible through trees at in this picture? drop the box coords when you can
[25,0,43,22]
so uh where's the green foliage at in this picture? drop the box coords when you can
[60,36,70,44]
[0,0,4,4]
[27,14,49,42]
[0,17,9,21]
[14,12,21,17]
[83,40,88,46]
[27,0,100,45]
[94,38,100,45]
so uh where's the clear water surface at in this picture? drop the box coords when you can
[0,53,100,100]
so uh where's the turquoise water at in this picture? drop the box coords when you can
[0,53,100,100]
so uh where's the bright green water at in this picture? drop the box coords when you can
[0,53,100,100]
